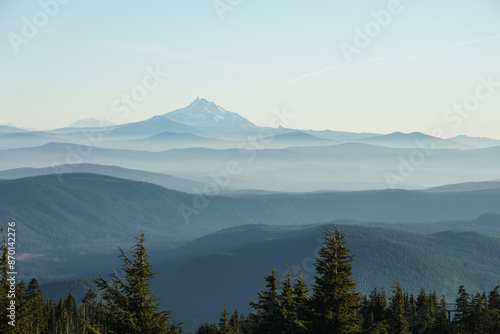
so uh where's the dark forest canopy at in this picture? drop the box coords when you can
[0,230,498,333]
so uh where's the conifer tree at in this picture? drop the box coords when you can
[388,282,410,334]
[310,227,361,334]
[277,268,307,333]
[56,297,69,334]
[430,294,448,334]
[218,306,234,334]
[14,280,29,333]
[229,309,241,334]
[489,286,500,310]
[482,287,500,334]
[45,298,57,333]
[454,285,470,331]
[411,288,431,333]
[195,322,218,334]
[293,268,311,332]
[249,268,281,333]
[362,288,389,333]
[64,292,78,332]
[26,278,45,334]
[95,232,182,334]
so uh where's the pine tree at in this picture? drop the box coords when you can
[26,278,45,334]
[411,288,431,333]
[229,309,241,334]
[454,285,470,331]
[196,322,218,334]
[56,297,69,334]
[362,288,389,333]
[430,294,448,334]
[82,289,104,333]
[468,292,487,333]
[310,227,361,334]
[218,306,234,334]
[64,292,78,332]
[489,286,500,310]
[14,280,31,333]
[293,268,311,332]
[277,268,308,333]
[45,298,57,333]
[249,268,281,333]
[388,282,410,334]
[482,287,500,334]
[95,232,182,334]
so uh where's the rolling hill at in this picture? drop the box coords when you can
[3,173,500,256]
[356,132,473,149]
[2,172,499,331]
[0,163,205,193]
[152,222,500,331]
[3,141,500,191]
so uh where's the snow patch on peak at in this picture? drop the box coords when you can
[163,98,256,129]
[68,118,114,128]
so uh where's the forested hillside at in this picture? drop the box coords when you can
[2,173,500,255]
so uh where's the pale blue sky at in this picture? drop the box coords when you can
[1,0,500,138]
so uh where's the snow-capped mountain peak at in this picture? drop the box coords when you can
[68,118,114,128]
[162,98,256,129]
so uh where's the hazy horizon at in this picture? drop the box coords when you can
[1,1,500,138]
[2,96,500,141]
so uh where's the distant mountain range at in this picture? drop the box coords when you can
[355,132,474,149]
[155,220,500,331]
[2,172,499,331]
[3,173,500,257]
[3,98,500,332]
[67,118,115,128]
[163,97,257,129]
[1,97,500,192]
[0,163,206,193]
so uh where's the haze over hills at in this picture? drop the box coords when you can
[2,172,499,330]
[1,98,499,193]
[2,141,500,191]
[155,222,500,331]
[3,173,500,257]
[355,132,474,150]
[2,92,500,331]
[67,118,115,128]
[0,163,207,193]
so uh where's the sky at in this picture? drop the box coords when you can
[1,0,500,138]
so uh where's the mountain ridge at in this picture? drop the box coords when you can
[162,97,257,130]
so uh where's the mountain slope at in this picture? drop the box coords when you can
[356,132,473,149]
[67,118,114,128]
[4,141,500,191]
[163,97,256,129]
[450,135,500,148]
[3,173,500,256]
[153,222,500,331]
[0,163,205,193]
[110,116,201,138]
[263,131,338,148]
[0,173,205,254]
[426,180,500,192]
